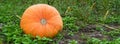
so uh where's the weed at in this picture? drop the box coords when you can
[68,40,78,44]
[63,16,79,31]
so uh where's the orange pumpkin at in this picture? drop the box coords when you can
[20,4,63,38]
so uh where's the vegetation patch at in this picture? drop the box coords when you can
[0,0,120,44]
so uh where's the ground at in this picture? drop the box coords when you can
[0,0,120,44]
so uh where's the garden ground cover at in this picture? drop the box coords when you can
[0,0,120,44]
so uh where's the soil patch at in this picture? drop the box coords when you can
[54,24,120,44]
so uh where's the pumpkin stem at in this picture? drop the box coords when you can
[41,18,47,25]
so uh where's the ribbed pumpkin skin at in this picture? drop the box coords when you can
[20,4,63,38]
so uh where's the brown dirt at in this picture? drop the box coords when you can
[54,24,120,44]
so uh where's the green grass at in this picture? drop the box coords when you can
[0,0,120,44]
